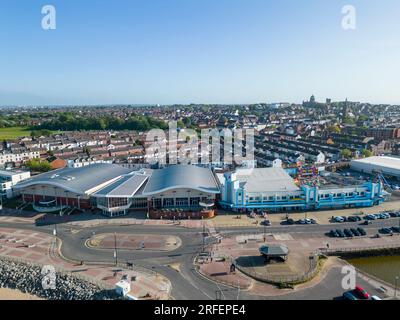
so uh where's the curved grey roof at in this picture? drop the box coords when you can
[142,165,220,195]
[15,164,133,195]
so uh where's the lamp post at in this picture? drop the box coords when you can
[202,223,206,252]
[114,232,118,266]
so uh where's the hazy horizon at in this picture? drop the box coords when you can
[1,0,400,106]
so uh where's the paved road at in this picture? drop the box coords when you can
[0,217,399,300]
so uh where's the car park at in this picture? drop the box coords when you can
[343,291,358,300]
[344,229,353,237]
[357,227,367,236]
[354,286,370,300]
[379,228,393,235]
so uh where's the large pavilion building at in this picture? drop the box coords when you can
[15,164,220,218]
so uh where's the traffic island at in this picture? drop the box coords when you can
[86,233,182,251]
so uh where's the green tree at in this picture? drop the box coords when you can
[362,149,373,158]
[341,149,352,159]
[26,159,52,172]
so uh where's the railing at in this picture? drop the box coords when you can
[233,253,321,285]
[322,243,400,255]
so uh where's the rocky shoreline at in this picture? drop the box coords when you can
[0,258,121,300]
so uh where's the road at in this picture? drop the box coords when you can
[0,217,399,300]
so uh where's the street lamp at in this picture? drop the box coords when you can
[114,232,118,266]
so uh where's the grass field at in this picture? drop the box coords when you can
[0,127,61,140]
[0,127,31,140]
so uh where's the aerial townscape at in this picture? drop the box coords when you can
[1,98,400,302]
[1,0,400,311]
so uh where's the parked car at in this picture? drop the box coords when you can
[286,218,295,225]
[354,286,370,300]
[348,216,362,222]
[371,295,382,300]
[305,219,312,225]
[262,219,271,226]
[334,216,345,223]
[363,220,372,225]
[310,218,317,224]
[379,213,390,219]
[357,227,367,236]
[366,214,377,220]
[330,230,339,238]
[379,228,393,235]
[350,228,361,237]
[391,226,400,233]
[298,219,307,225]
[336,229,346,238]
[344,229,353,237]
[343,291,358,300]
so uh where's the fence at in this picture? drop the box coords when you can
[233,252,321,286]
[322,243,400,256]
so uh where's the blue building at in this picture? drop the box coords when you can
[219,167,388,212]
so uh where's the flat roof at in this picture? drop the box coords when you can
[142,165,220,195]
[259,244,289,256]
[234,167,300,193]
[351,156,400,170]
[0,169,30,175]
[15,164,133,195]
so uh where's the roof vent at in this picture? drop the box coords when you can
[61,176,75,181]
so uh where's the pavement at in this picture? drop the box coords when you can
[1,206,400,300]
[0,227,171,300]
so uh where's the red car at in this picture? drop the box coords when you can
[354,286,370,299]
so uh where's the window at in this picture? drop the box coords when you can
[153,198,162,208]
[108,197,128,208]
[176,198,189,206]
[163,198,175,207]
[190,197,200,206]
[131,198,147,208]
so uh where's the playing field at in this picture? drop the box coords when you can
[0,127,31,140]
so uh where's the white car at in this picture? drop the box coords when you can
[367,214,377,220]
[334,216,345,223]
[371,295,382,300]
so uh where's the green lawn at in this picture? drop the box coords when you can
[0,127,31,140]
[0,127,61,140]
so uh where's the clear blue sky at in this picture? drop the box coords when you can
[1,0,400,105]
